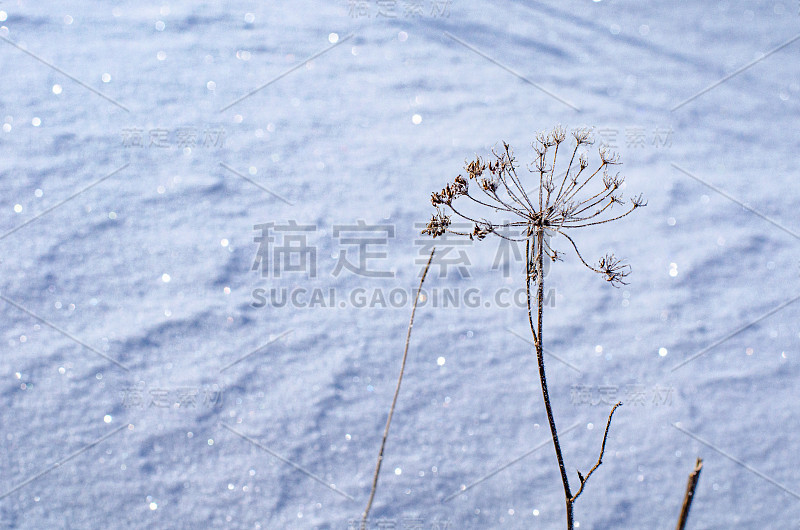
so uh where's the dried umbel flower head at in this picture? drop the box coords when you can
[422,126,644,529]
[422,126,645,286]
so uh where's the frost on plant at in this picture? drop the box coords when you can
[423,125,645,284]
[422,126,645,529]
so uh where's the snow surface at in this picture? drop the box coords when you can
[1,1,799,528]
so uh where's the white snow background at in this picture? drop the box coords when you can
[1,1,799,528]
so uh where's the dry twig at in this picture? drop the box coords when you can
[361,248,435,527]
[676,457,704,530]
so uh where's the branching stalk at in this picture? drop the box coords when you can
[423,126,643,529]
[570,401,622,502]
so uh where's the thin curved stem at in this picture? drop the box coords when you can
[361,248,435,527]
[561,204,638,228]
[570,401,622,502]
[559,163,607,207]
[553,144,580,205]
[477,184,531,219]
[557,230,603,274]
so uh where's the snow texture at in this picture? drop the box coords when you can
[1,1,799,528]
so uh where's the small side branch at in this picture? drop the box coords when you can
[676,458,703,530]
[570,401,622,502]
[361,248,435,527]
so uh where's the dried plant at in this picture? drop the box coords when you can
[676,457,703,530]
[422,126,645,529]
[361,249,435,528]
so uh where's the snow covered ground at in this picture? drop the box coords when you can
[1,0,799,528]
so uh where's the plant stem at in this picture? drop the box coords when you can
[361,248,435,528]
[676,458,703,530]
[526,231,572,528]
